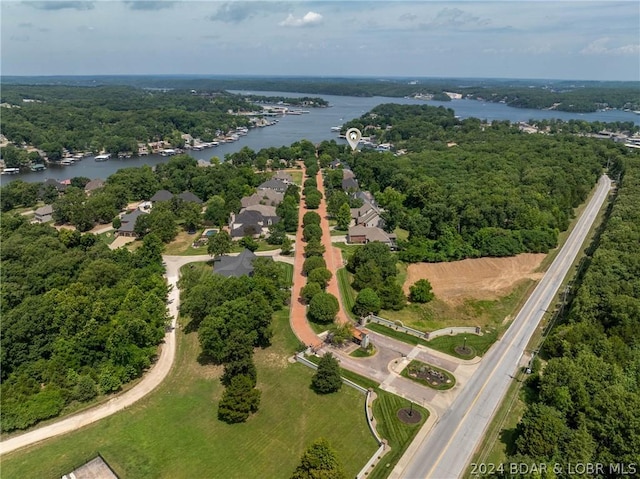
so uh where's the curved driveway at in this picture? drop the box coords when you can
[0,249,288,456]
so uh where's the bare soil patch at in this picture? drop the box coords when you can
[404,254,545,304]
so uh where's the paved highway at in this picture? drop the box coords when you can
[397,175,612,479]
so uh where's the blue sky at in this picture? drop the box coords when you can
[2,1,639,80]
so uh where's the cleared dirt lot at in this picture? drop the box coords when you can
[404,253,546,304]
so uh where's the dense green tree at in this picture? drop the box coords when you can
[301,282,323,304]
[305,191,322,210]
[308,293,339,324]
[239,235,259,252]
[307,268,332,290]
[280,236,293,255]
[409,279,435,303]
[335,203,352,231]
[217,374,261,424]
[311,353,343,394]
[302,256,326,276]
[304,238,326,257]
[204,195,228,226]
[302,211,321,227]
[303,223,323,242]
[353,288,381,316]
[291,439,345,479]
[208,230,232,258]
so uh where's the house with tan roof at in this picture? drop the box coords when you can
[347,225,396,249]
[241,190,284,208]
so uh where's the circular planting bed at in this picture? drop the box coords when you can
[397,407,422,424]
[454,345,475,358]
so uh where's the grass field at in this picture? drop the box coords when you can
[1,310,377,479]
[337,268,356,319]
[278,262,294,287]
[427,331,498,358]
[368,391,428,479]
[302,358,428,479]
[380,280,534,333]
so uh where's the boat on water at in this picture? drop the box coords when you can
[30,164,47,171]
[330,126,342,132]
[159,149,176,157]
[1,167,20,175]
[95,153,111,162]
[60,159,74,165]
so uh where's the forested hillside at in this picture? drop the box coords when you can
[0,85,254,161]
[341,104,632,262]
[0,220,168,432]
[504,158,640,477]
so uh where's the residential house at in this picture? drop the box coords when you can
[257,178,289,193]
[213,249,261,277]
[342,168,356,180]
[149,189,174,202]
[34,204,54,223]
[84,179,105,195]
[350,201,384,229]
[241,190,284,208]
[229,204,280,238]
[272,171,293,184]
[117,208,148,237]
[177,191,203,204]
[347,225,396,249]
[341,177,359,191]
[39,178,67,198]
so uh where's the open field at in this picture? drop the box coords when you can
[1,310,376,479]
[404,253,546,304]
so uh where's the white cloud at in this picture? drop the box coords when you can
[279,11,323,28]
[581,37,640,56]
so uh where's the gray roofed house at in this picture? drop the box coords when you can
[39,178,67,197]
[150,189,174,202]
[229,206,280,238]
[241,190,284,208]
[342,168,355,180]
[342,177,359,191]
[178,191,203,204]
[273,171,293,184]
[257,178,289,193]
[213,249,258,277]
[329,159,342,169]
[34,204,54,223]
[117,208,148,237]
[84,179,105,195]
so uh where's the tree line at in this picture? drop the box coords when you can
[0,218,168,432]
[339,104,632,263]
[8,76,637,113]
[499,158,640,477]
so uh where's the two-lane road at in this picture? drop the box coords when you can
[397,175,612,479]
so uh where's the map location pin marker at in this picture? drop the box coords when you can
[346,128,362,151]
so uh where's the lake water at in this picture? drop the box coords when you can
[3,91,638,185]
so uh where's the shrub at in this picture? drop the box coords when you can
[353,288,381,316]
[308,293,339,324]
[409,279,435,303]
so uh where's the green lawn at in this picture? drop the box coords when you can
[368,391,428,479]
[380,280,534,333]
[337,268,356,319]
[2,310,377,479]
[366,321,495,359]
[278,262,294,287]
[303,358,428,479]
[427,331,498,358]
